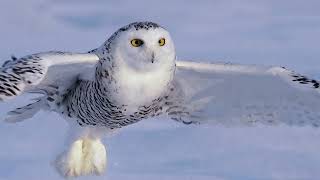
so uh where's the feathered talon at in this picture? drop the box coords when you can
[55,138,107,178]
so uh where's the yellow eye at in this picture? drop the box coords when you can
[131,39,144,47]
[158,38,166,46]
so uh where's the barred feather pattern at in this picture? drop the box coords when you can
[61,77,195,129]
[60,58,193,128]
[0,54,45,100]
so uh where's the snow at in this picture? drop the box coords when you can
[1,0,320,179]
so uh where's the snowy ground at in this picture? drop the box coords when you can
[1,0,320,179]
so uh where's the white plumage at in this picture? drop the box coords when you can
[1,21,320,177]
[175,61,320,126]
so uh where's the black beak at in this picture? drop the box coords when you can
[151,52,155,63]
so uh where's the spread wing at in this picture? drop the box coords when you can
[166,60,320,127]
[0,51,99,122]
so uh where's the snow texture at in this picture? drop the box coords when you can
[1,0,320,180]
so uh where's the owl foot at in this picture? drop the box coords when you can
[54,138,107,177]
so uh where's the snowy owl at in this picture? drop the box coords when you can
[2,21,320,177]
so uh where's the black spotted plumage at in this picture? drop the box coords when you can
[0,54,45,98]
[291,74,320,88]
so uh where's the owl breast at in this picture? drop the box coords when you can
[111,64,174,112]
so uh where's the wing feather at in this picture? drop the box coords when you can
[0,51,99,122]
[0,51,99,100]
[168,60,320,127]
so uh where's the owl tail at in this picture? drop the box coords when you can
[4,97,48,123]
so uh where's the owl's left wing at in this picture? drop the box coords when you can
[0,51,99,122]
[166,60,320,127]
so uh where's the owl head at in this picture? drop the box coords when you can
[98,22,176,72]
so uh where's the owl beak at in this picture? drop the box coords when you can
[151,52,155,63]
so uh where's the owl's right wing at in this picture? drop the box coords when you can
[165,60,320,127]
[0,51,99,122]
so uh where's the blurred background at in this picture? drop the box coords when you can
[0,0,320,179]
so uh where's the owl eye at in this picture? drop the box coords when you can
[158,38,166,46]
[131,39,144,47]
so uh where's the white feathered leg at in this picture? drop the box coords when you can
[55,137,107,177]
[81,138,107,175]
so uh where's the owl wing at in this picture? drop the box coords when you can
[166,60,320,127]
[0,51,99,122]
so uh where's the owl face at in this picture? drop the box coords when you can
[109,22,176,72]
[96,22,176,106]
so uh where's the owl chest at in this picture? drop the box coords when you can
[111,69,172,110]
